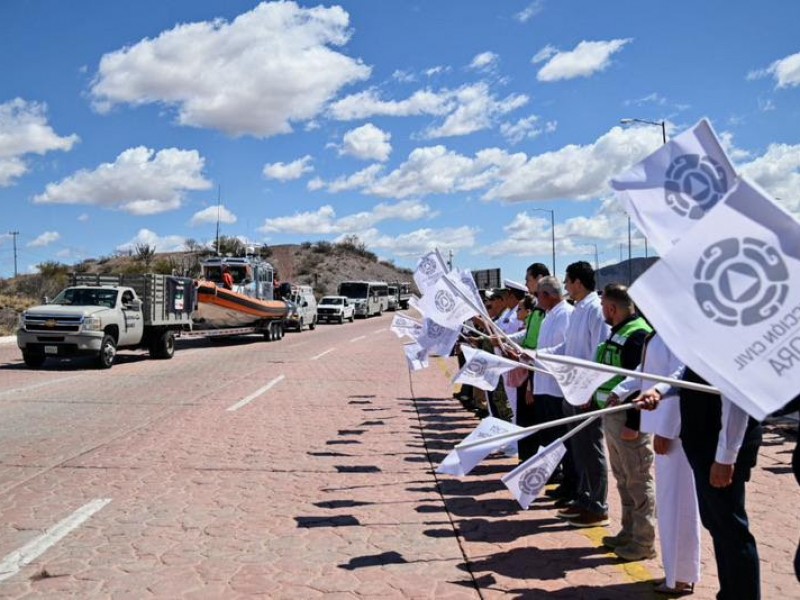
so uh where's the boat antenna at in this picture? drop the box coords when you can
[215,184,221,256]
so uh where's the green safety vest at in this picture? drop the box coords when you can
[522,308,546,349]
[593,317,653,407]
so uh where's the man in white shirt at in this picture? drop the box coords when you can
[540,261,611,528]
[526,276,573,472]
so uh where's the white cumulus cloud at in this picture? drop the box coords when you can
[352,226,478,258]
[422,83,528,138]
[515,0,545,23]
[536,39,632,82]
[33,146,211,215]
[117,229,187,253]
[329,88,452,120]
[258,199,435,234]
[89,2,370,137]
[469,51,499,71]
[340,123,392,161]
[0,98,79,187]
[263,155,314,181]
[741,143,800,215]
[190,204,238,226]
[748,50,800,89]
[28,231,61,248]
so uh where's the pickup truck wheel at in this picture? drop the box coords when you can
[152,330,175,359]
[299,318,304,332]
[349,314,354,322]
[309,317,316,331]
[338,315,344,324]
[97,335,116,369]
[22,352,46,368]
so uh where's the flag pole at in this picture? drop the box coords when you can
[537,352,718,395]
[456,403,632,451]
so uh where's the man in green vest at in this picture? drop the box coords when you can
[597,283,655,561]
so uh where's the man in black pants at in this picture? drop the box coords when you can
[644,368,762,599]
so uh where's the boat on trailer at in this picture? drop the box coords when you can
[193,254,288,329]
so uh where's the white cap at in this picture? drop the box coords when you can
[503,278,527,293]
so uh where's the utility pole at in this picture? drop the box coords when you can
[215,185,221,256]
[8,231,19,278]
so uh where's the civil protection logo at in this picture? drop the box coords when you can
[418,256,437,276]
[694,237,789,327]
[549,362,577,386]
[426,321,444,338]
[465,357,488,377]
[664,154,729,220]
[519,463,551,495]
[434,289,456,313]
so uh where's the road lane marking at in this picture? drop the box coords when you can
[0,376,84,399]
[373,328,386,334]
[227,375,285,412]
[350,335,366,343]
[0,498,111,582]
[310,348,336,361]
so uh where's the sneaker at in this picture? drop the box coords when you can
[474,408,490,419]
[567,509,610,528]
[614,543,657,561]
[556,503,581,519]
[544,485,566,499]
[601,533,631,549]
[553,497,573,509]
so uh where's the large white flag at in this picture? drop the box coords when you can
[536,354,612,407]
[417,270,480,329]
[413,249,449,293]
[452,268,486,317]
[437,416,524,476]
[502,441,567,509]
[454,346,524,391]
[630,177,800,419]
[611,119,736,256]
[416,318,461,357]
[390,314,423,340]
[403,342,429,372]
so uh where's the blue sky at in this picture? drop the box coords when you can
[1,0,799,280]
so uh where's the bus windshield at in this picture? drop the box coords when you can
[338,282,369,299]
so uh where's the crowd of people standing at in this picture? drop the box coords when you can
[451,260,797,599]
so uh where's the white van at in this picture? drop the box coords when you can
[284,285,318,331]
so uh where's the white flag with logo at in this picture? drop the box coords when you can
[417,270,480,329]
[630,177,800,419]
[391,314,423,339]
[453,346,523,391]
[452,268,487,317]
[415,318,461,357]
[413,249,449,293]
[611,118,737,256]
[403,342,429,372]
[437,416,524,476]
[502,440,567,509]
[536,354,613,407]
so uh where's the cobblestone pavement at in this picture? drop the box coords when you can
[0,318,797,599]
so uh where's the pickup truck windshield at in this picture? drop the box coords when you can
[321,297,343,305]
[52,288,119,308]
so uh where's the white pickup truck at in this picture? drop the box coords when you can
[17,273,194,369]
[316,296,355,324]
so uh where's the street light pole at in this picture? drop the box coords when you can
[620,117,668,280]
[532,208,556,276]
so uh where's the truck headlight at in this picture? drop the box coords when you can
[82,316,102,331]
[17,312,27,330]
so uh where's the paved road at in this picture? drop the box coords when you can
[0,318,797,598]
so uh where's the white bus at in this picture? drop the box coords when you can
[338,280,386,318]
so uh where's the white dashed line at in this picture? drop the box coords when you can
[349,335,366,343]
[310,348,336,361]
[0,376,84,399]
[0,498,112,582]
[373,328,386,334]
[227,375,285,412]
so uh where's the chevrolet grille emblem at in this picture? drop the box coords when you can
[45,319,57,328]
